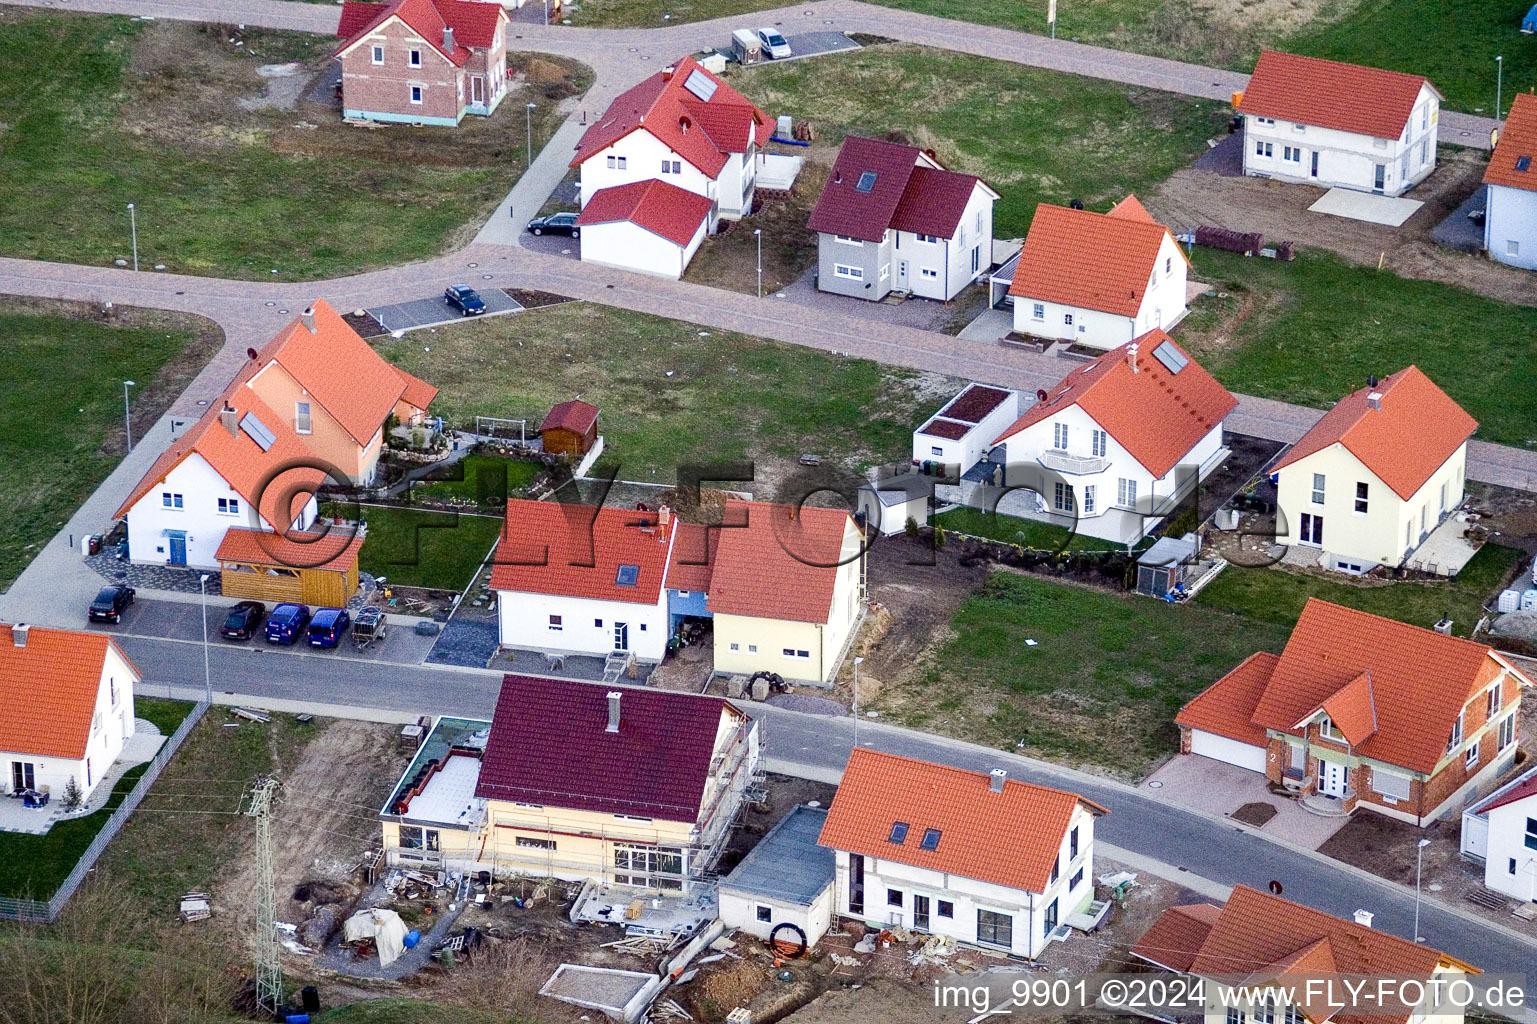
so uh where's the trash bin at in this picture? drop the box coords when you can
[87,535,101,556]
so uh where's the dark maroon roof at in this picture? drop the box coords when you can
[919,418,971,440]
[540,399,600,435]
[474,675,740,820]
[806,136,921,243]
[938,384,1012,424]
[891,166,983,239]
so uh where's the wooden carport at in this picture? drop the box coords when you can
[216,526,366,608]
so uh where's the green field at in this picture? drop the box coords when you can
[412,453,541,507]
[933,507,1128,552]
[726,43,1231,238]
[336,503,504,591]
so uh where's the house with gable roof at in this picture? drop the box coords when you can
[807,136,999,302]
[1271,367,1475,575]
[1484,92,1537,270]
[1237,50,1441,196]
[575,178,715,279]
[334,0,509,126]
[1177,599,1530,824]
[1460,763,1537,902]
[818,749,1106,957]
[985,332,1237,544]
[1132,884,1478,1024]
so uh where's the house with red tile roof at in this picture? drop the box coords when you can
[0,624,140,809]
[334,0,509,126]
[575,178,714,279]
[1483,92,1537,270]
[982,333,1236,544]
[1133,885,1477,1024]
[808,136,999,303]
[1271,367,1475,575]
[571,57,771,235]
[1177,599,1530,824]
[1461,761,1537,903]
[1237,50,1441,196]
[1006,195,1190,350]
[818,749,1106,958]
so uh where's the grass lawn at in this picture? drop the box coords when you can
[889,572,1292,777]
[0,699,194,900]
[412,453,540,507]
[329,503,503,591]
[1180,249,1537,449]
[373,303,951,486]
[0,12,587,279]
[0,299,219,592]
[933,507,1127,552]
[1196,543,1522,638]
[725,43,1231,238]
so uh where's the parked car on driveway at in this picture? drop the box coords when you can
[526,211,580,237]
[758,27,792,59]
[88,584,135,623]
[307,607,352,648]
[219,601,266,641]
[265,603,311,644]
[444,285,486,316]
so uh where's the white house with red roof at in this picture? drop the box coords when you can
[808,136,999,302]
[985,333,1236,544]
[0,623,140,809]
[1237,50,1440,196]
[334,0,509,126]
[1006,196,1189,350]
[1271,367,1475,575]
[1483,92,1537,270]
[1177,599,1529,824]
[576,178,714,279]
[571,57,771,235]
[1461,763,1537,902]
[818,749,1105,957]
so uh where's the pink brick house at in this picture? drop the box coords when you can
[335,0,509,126]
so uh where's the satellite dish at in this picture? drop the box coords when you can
[1269,880,1283,895]
[246,347,259,361]
[1069,198,1085,210]
[1036,389,1049,402]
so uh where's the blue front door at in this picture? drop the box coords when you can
[168,532,187,566]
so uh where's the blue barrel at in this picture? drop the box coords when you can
[403,929,421,949]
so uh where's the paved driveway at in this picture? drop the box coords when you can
[368,288,524,333]
[1143,752,1348,850]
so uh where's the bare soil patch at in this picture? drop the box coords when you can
[1231,802,1278,827]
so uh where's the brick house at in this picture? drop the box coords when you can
[1176,599,1530,825]
[335,0,509,126]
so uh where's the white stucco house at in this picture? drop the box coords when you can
[1461,765,1537,903]
[911,383,1020,478]
[569,55,771,234]
[720,804,836,946]
[1237,50,1441,196]
[987,332,1237,544]
[1484,92,1537,270]
[576,179,713,279]
[818,749,1105,958]
[1006,196,1189,350]
[0,624,139,808]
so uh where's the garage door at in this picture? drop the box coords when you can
[1189,730,1266,773]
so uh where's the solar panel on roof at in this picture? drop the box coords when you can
[855,171,877,193]
[1151,340,1189,375]
[683,68,718,102]
[1517,155,1532,172]
[240,412,276,452]
[887,821,909,844]
[615,564,640,587]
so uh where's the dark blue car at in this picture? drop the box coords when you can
[265,603,311,644]
[307,607,351,648]
[444,285,486,316]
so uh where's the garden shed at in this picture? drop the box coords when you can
[539,400,600,458]
[1134,534,1198,598]
[215,526,365,607]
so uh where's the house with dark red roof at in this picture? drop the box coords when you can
[1461,762,1537,901]
[1237,50,1440,196]
[1270,367,1475,575]
[808,136,999,302]
[1177,599,1529,824]
[818,749,1106,958]
[980,332,1236,544]
[1483,92,1537,270]
[334,0,509,126]
[1006,195,1190,351]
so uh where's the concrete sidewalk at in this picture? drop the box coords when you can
[476,118,586,246]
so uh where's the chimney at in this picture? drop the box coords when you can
[219,403,239,436]
[1353,909,1373,928]
[1127,342,1139,373]
[1367,391,1383,411]
[989,768,1007,793]
[605,690,622,733]
[658,505,671,541]
[443,26,454,51]
[833,170,842,185]
[662,64,676,80]
[12,623,28,648]
[301,305,317,334]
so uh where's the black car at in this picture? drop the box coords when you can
[526,211,579,237]
[219,600,266,641]
[444,285,486,316]
[88,584,135,624]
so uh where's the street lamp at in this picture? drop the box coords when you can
[525,102,537,168]
[126,203,138,272]
[753,228,763,297]
[122,380,136,454]
[852,656,864,748]
[199,574,213,704]
[1413,837,1431,942]
[1496,55,1504,120]
[543,0,549,24]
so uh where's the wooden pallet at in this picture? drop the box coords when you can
[1466,886,1507,911]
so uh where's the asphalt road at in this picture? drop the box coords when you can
[115,633,1537,995]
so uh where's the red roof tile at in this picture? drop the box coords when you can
[571,57,770,177]
[334,0,478,65]
[1473,767,1537,814]
[993,332,1237,478]
[489,499,674,606]
[665,520,717,594]
[394,366,438,413]
[818,749,1106,894]
[1129,902,1222,973]
[707,501,856,624]
[1008,199,1184,317]
[1312,671,1377,746]
[890,165,987,238]
[808,136,991,243]
[576,179,714,247]
[214,525,364,572]
[0,625,139,760]
[1176,652,1277,747]
[539,399,600,435]
[1486,93,1537,192]
[1272,366,1476,500]
[475,674,744,820]
[1237,50,1436,140]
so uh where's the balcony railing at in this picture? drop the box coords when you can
[1038,450,1109,476]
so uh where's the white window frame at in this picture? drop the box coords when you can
[1311,473,1325,505]
[1032,303,1044,320]
[1255,116,1275,126]
[408,48,422,68]
[834,235,865,247]
[915,233,938,244]
[1448,710,1463,752]
[548,614,562,631]
[295,400,312,435]
[1117,478,1137,508]
[1082,485,1095,514]
[371,44,384,65]
[920,267,938,278]
[832,264,863,281]
[1487,684,1501,721]
[1354,482,1368,515]
[782,648,811,660]
[1284,145,1302,164]
[1318,716,1343,742]
[217,497,241,516]
[1499,714,1516,749]
[1091,429,1107,457]
[1465,740,1480,768]
[1255,140,1273,158]
[409,84,424,106]
[1053,422,1068,450]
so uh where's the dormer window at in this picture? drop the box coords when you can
[1319,715,1342,742]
